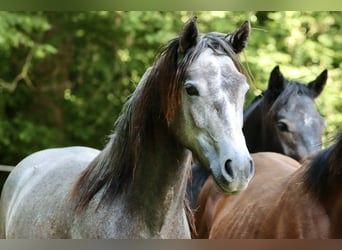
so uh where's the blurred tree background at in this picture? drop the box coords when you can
[0,11,341,166]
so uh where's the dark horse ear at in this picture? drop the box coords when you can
[268,65,285,92]
[307,69,328,98]
[225,20,251,54]
[179,16,199,54]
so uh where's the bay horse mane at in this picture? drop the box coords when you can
[70,29,247,212]
[303,132,342,200]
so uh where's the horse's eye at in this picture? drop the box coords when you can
[185,85,199,96]
[276,121,289,132]
[211,41,220,50]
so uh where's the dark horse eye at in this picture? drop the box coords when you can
[185,85,199,96]
[276,121,289,132]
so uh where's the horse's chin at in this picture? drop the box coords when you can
[211,175,249,195]
[217,188,241,195]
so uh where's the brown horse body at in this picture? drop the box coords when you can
[195,152,330,239]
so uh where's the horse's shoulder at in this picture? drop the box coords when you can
[7,146,100,192]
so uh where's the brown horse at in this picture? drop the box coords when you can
[195,134,342,238]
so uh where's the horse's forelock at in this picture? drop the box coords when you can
[267,82,312,119]
[204,33,248,76]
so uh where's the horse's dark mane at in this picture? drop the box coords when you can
[70,32,246,212]
[303,133,342,200]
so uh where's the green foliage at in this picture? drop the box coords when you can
[244,11,342,146]
[0,11,341,165]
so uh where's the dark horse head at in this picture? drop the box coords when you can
[243,65,327,161]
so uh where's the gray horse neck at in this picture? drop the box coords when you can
[126,137,192,237]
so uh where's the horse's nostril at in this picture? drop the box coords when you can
[224,159,234,178]
[249,159,254,175]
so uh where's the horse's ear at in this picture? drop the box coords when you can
[225,20,251,54]
[268,65,284,92]
[307,69,328,98]
[179,16,199,54]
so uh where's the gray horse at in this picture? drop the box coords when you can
[0,17,253,239]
